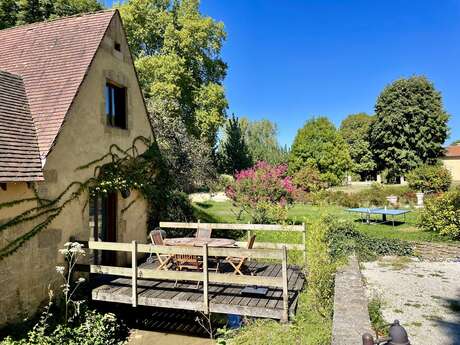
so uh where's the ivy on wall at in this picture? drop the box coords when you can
[0,136,171,260]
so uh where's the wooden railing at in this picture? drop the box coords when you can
[160,221,307,262]
[88,240,290,321]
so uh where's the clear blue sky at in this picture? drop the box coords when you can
[106,0,460,147]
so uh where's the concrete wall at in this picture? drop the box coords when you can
[442,158,460,182]
[0,14,153,325]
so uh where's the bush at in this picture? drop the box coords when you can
[323,215,413,260]
[418,188,460,239]
[292,166,327,193]
[225,162,296,223]
[406,164,452,192]
[209,174,234,193]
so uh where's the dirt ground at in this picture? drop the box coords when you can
[362,257,460,345]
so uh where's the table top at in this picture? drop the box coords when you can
[164,237,237,248]
[346,207,411,215]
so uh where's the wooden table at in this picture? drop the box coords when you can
[164,237,236,248]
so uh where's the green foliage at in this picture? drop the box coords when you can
[0,310,126,345]
[0,0,103,27]
[406,163,452,192]
[218,115,252,174]
[289,117,352,186]
[451,139,460,145]
[239,117,288,165]
[209,174,234,193]
[370,76,449,181]
[292,165,327,193]
[339,113,376,180]
[418,188,460,239]
[119,0,228,147]
[368,298,387,335]
[323,215,413,261]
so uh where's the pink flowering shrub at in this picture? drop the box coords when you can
[225,161,296,223]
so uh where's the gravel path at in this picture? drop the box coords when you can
[362,257,460,345]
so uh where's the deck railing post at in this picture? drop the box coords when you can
[131,240,138,307]
[281,245,289,322]
[302,222,307,264]
[203,243,209,314]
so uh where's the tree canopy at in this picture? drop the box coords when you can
[239,117,288,165]
[0,0,103,29]
[218,115,252,174]
[119,0,228,147]
[289,117,352,186]
[339,113,376,180]
[370,76,449,181]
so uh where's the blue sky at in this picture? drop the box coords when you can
[106,0,460,147]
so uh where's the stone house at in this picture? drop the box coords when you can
[0,10,153,325]
[441,145,460,182]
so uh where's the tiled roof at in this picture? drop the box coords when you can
[0,10,116,159]
[444,145,460,158]
[0,70,43,182]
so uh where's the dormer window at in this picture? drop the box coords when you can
[105,82,127,129]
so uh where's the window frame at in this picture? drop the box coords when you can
[105,81,127,130]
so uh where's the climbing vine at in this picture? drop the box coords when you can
[0,136,171,260]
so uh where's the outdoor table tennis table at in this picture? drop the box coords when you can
[345,207,411,226]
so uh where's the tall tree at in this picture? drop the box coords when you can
[0,0,18,29]
[0,0,102,27]
[370,76,449,181]
[339,113,376,180]
[289,117,352,186]
[218,115,252,174]
[239,117,288,165]
[119,0,228,148]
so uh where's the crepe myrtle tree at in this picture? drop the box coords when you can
[225,161,296,224]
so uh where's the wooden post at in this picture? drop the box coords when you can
[131,240,138,307]
[281,245,289,322]
[302,222,307,264]
[202,243,209,314]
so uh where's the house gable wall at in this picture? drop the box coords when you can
[0,14,153,325]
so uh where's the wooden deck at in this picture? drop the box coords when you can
[92,261,305,320]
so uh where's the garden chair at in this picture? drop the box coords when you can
[195,225,212,240]
[149,229,172,270]
[225,235,256,275]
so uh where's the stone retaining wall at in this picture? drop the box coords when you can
[332,255,372,345]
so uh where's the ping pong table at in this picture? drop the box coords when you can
[345,207,411,226]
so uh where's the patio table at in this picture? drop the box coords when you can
[164,237,236,247]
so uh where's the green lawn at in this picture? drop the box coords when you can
[193,201,451,243]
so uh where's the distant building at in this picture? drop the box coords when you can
[441,145,460,181]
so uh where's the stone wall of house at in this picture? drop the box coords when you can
[0,14,153,326]
[442,157,460,181]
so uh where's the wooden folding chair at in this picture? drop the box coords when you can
[149,229,172,270]
[195,226,212,240]
[225,235,256,275]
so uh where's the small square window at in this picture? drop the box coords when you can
[105,82,127,129]
[114,42,121,52]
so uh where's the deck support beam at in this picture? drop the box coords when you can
[202,243,209,314]
[131,240,138,307]
[281,245,289,323]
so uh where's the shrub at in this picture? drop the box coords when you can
[323,215,413,260]
[418,188,460,239]
[292,166,327,193]
[209,174,234,193]
[225,162,296,223]
[406,164,452,192]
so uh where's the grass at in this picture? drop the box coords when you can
[193,201,452,243]
[368,298,387,336]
